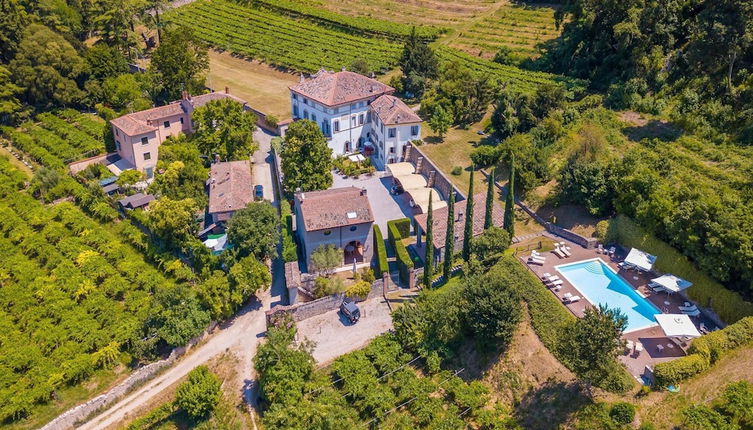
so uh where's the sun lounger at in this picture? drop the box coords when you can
[563,295,581,304]
[542,274,560,282]
[552,247,566,258]
[679,305,698,312]
[700,323,709,334]
[548,279,564,287]
[542,272,552,278]
[527,258,544,266]
[682,308,701,317]
[656,344,664,353]
[608,246,616,256]
[560,246,572,257]
[529,255,546,263]
[563,292,572,299]
[625,340,634,353]
[635,342,643,354]
[597,244,604,254]
[684,302,692,307]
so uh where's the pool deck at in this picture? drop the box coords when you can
[518,237,715,383]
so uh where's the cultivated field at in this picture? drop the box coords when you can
[208,50,298,119]
[448,4,561,61]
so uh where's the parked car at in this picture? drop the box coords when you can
[254,184,264,200]
[340,298,361,324]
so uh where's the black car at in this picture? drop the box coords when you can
[340,298,361,324]
[254,184,264,200]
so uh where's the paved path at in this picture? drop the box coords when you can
[252,128,276,203]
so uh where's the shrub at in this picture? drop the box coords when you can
[361,268,375,283]
[607,215,753,323]
[388,218,411,238]
[175,366,221,420]
[346,280,371,299]
[387,220,414,285]
[373,225,388,278]
[265,114,278,128]
[451,166,462,176]
[653,352,710,387]
[314,276,345,298]
[609,402,635,425]
[595,219,609,242]
[470,145,501,168]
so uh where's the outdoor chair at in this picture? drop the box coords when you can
[597,244,604,253]
[625,340,634,354]
[679,304,698,313]
[552,247,566,258]
[527,258,544,266]
[560,246,572,257]
[656,344,664,353]
[563,295,581,304]
[548,279,564,287]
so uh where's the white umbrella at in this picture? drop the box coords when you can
[624,248,657,271]
[655,314,702,338]
[651,274,692,293]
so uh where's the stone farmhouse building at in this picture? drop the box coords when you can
[207,160,254,225]
[110,90,247,178]
[288,70,422,168]
[293,186,374,268]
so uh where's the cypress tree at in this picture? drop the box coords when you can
[484,167,496,229]
[423,191,434,288]
[503,155,516,238]
[442,189,455,283]
[462,167,474,261]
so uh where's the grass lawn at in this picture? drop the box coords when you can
[0,146,33,177]
[207,50,298,119]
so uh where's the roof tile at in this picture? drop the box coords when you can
[289,70,394,107]
[296,187,374,231]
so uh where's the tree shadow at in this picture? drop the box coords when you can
[622,120,682,143]
[515,381,591,430]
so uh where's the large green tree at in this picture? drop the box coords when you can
[442,189,455,282]
[10,24,85,108]
[192,98,258,160]
[176,365,222,420]
[229,256,272,300]
[563,304,627,395]
[0,65,22,124]
[226,202,280,261]
[148,197,199,246]
[399,27,438,97]
[0,0,29,62]
[280,119,333,192]
[149,25,208,103]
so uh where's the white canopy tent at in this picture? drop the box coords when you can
[651,274,693,293]
[203,234,228,254]
[624,248,657,272]
[655,314,702,338]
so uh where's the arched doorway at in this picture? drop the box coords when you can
[344,240,364,263]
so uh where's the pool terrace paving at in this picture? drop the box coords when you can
[517,236,715,382]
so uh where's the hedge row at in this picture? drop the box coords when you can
[281,200,298,262]
[491,256,635,393]
[373,225,388,278]
[387,219,414,285]
[606,215,753,323]
[391,217,411,238]
[654,316,753,387]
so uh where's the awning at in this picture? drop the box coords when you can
[651,274,692,293]
[386,162,416,177]
[655,314,702,338]
[624,248,656,271]
[395,174,427,190]
[408,187,447,213]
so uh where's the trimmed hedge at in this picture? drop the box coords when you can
[390,217,411,238]
[490,256,635,393]
[373,225,388,278]
[387,219,414,285]
[607,215,753,324]
[281,200,298,262]
[654,316,753,386]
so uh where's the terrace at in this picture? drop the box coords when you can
[517,236,717,383]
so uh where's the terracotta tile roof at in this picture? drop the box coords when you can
[110,92,247,136]
[370,95,422,125]
[289,70,394,107]
[208,160,254,215]
[296,187,374,231]
[414,192,504,250]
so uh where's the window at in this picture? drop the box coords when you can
[303,110,309,120]
[389,146,395,153]
[323,230,332,236]
[411,125,419,136]
[351,116,356,126]
[349,226,357,232]
[293,105,299,117]
[367,112,372,123]
[388,128,396,138]
[303,98,308,105]
[143,152,151,160]
[141,137,149,145]
[351,103,356,110]
[115,129,119,136]
[358,114,364,125]
[312,114,317,122]
[163,120,170,128]
[115,140,121,151]
[333,107,339,114]
[333,120,340,132]
[180,117,184,124]
[292,93,298,100]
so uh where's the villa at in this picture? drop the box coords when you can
[293,186,374,268]
[288,69,422,168]
[110,89,247,178]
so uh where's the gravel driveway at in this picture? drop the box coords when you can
[297,297,394,365]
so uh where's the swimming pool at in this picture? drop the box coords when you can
[556,258,661,332]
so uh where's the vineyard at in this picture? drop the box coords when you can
[0,110,105,170]
[165,0,403,73]
[449,4,561,61]
[248,0,444,40]
[434,45,586,93]
[0,157,191,421]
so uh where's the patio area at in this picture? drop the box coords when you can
[331,170,415,231]
[517,236,716,382]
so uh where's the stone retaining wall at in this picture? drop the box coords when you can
[406,144,465,202]
[41,322,218,430]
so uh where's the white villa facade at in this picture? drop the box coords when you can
[289,70,422,168]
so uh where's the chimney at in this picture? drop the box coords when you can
[341,66,346,72]
[392,98,397,107]
[224,86,229,94]
[214,154,220,163]
[300,73,305,83]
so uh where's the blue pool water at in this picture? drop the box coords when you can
[556,259,661,332]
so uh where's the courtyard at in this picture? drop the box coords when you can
[331,170,415,232]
